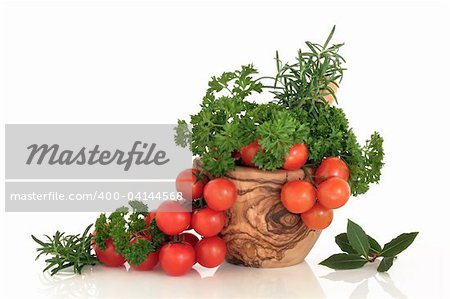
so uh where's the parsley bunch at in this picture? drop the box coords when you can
[94,201,166,266]
[176,27,384,196]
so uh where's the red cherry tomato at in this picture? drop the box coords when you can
[281,180,316,213]
[156,201,191,235]
[282,144,309,170]
[130,251,159,271]
[178,232,199,247]
[203,178,237,211]
[128,236,159,271]
[159,242,196,276]
[317,177,351,209]
[301,202,333,230]
[195,236,227,268]
[314,157,350,184]
[176,168,208,200]
[240,140,261,167]
[93,238,126,267]
[191,207,226,237]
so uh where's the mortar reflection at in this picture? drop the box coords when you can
[196,261,326,299]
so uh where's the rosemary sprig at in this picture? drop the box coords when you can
[32,224,100,275]
[272,25,346,118]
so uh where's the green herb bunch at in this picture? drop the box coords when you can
[94,201,166,267]
[176,26,384,196]
[32,224,100,275]
[32,201,167,275]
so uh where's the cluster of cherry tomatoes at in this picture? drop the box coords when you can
[239,140,351,231]
[281,156,350,230]
[92,168,238,277]
[154,169,237,276]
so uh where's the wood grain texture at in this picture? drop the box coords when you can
[193,159,321,268]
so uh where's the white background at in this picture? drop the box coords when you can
[1,1,449,298]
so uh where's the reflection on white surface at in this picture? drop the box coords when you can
[321,262,408,299]
[348,280,368,299]
[375,275,408,299]
[36,262,326,299]
[31,256,426,299]
[34,258,423,299]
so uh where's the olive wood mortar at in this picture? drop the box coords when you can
[193,159,321,268]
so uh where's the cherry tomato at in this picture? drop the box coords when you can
[195,236,226,268]
[240,140,261,167]
[144,211,157,227]
[314,157,350,184]
[317,177,351,209]
[127,236,159,271]
[203,178,237,211]
[178,232,199,247]
[176,168,208,200]
[282,144,309,171]
[93,238,126,267]
[130,251,159,271]
[281,180,316,213]
[301,202,333,230]
[159,242,196,276]
[156,201,191,235]
[191,207,226,237]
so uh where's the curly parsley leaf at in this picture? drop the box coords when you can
[254,110,309,170]
[174,119,192,149]
[93,202,167,267]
